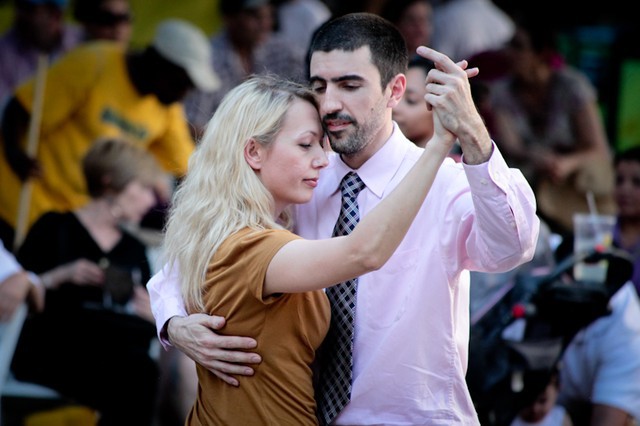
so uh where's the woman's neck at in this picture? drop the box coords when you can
[75,199,123,252]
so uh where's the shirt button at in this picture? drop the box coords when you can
[480,178,488,185]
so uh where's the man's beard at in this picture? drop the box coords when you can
[325,114,371,156]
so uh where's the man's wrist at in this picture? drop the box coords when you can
[461,138,494,165]
[26,272,45,312]
[38,271,57,289]
[161,315,179,346]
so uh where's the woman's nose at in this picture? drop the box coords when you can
[313,149,329,169]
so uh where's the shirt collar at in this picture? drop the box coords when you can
[326,122,413,199]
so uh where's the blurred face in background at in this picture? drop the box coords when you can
[517,381,559,423]
[226,4,274,49]
[395,0,433,55]
[151,58,194,105]
[83,0,132,46]
[113,179,157,224]
[393,65,433,148]
[614,158,640,220]
[16,1,65,52]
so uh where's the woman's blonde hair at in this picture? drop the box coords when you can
[162,75,318,312]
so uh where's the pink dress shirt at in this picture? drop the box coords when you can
[147,124,539,425]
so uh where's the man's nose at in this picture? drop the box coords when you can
[319,87,341,115]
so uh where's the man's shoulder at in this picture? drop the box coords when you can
[77,40,122,56]
[573,282,640,344]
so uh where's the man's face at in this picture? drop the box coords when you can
[615,159,640,220]
[309,46,389,158]
[18,3,64,52]
[84,0,133,46]
[154,62,193,105]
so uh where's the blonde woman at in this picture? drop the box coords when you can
[162,74,455,425]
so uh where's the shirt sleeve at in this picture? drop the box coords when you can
[0,240,43,295]
[146,104,195,178]
[147,262,187,349]
[0,239,22,283]
[461,142,540,272]
[147,229,300,349]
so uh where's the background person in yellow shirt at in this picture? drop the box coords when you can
[0,18,218,235]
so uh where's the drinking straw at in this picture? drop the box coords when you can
[586,190,599,217]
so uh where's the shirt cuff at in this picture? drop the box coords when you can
[159,318,173,349]
[463,142,511,196]
[26,271,43,289]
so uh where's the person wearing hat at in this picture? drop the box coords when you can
[0,18,219,237]
[0,0,83,104]
[184,0,306,138]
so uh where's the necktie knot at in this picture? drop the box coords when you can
[340,172,365,199]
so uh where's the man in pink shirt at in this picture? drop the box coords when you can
[147,12,539,425]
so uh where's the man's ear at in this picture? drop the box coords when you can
[244,138,263,170]
[387,73,407,108]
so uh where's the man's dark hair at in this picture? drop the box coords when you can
[307,12,408,90]
[615,146,640,166]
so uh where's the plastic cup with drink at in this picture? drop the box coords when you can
[573,212,616,283]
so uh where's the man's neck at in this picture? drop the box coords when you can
[340,120,395,170]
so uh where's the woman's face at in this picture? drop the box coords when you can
[114,179,157,224]
[257,98,328,214]
[505,28,539,79]
[614,159,640,220]
[393,66,433,147]
[396,0,433,55]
